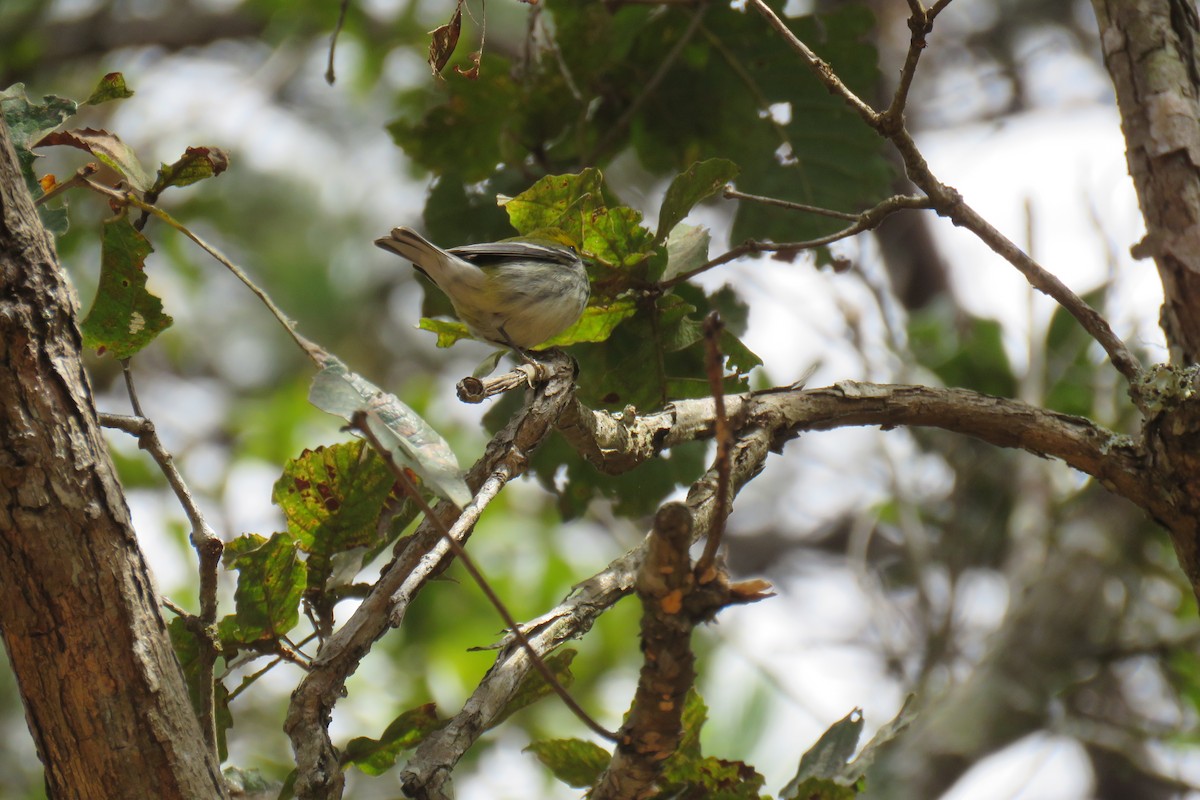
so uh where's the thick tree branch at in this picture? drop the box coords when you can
[591,503,769,800]
[592,504,697,800]
[1092,0,1200,364]
[0,113,227,799]
[560,382,1146,504]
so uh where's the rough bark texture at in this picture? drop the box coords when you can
[1094,0,1200,363]
[0,119,227,798]
[1094,0,1200,598]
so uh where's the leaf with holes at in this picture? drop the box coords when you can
[80,214,173,359]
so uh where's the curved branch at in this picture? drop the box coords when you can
[402,379,1153,794]
[560,382,1151,511]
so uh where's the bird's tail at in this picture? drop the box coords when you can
[374,227,445,278]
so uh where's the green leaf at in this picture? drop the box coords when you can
[150,146,230,195]
[780,697,916,799]
[80,214,173,359]
[571,289,756,411]
[666,756,768,799]
[342,703,442,776]
[669,688,708,766]
[388,56,519,182]
[500,169,607,243]
[417,316,473,348]
[525,738,611,789]
[783,777,860,800]
[1,83,78,234]
[848,694,916,776]
[781,708,864,796]
[271,440,396,592]
[168,617,232,760]
[908,304,1017,398]
[35,127,152,192]
[543,297,638,347]
[658,691,770,799]
[0,83,76,149]
[219,532,306,644]
[83,72,134,105]
[167,616,207,717]
[500,170,659,274]
[307,354,471,507]
[626,3,893,244]
[656,158,739,241]
[660,223,711,283]
[587,206,658,274]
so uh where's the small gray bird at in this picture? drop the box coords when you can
[374,227,590,351]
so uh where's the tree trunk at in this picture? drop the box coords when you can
[0,117,228,798]
[1093,0,1200,364]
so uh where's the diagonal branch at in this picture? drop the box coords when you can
[398,425,776,798]
[285,352,580,800]
[666,193,933,287]
[742,0,1144,388]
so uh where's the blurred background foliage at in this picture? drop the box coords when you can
[2,0,1196,798]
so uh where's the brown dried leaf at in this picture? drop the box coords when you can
[428,4,463,76]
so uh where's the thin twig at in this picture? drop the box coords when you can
[883,3,934,125]
[943,191,1144,386]
[119,359,145,417]
[456,362,544,403]
[746,0,879,126]
[694,313,729,579]
[666,194,933,287]
[326,0,352,84]
[33,162,97,206]
[723,186,860,221]
[81,180,319,362]
[744,0,1143,388]
[99,411,223,758]
[352,410,616,741]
